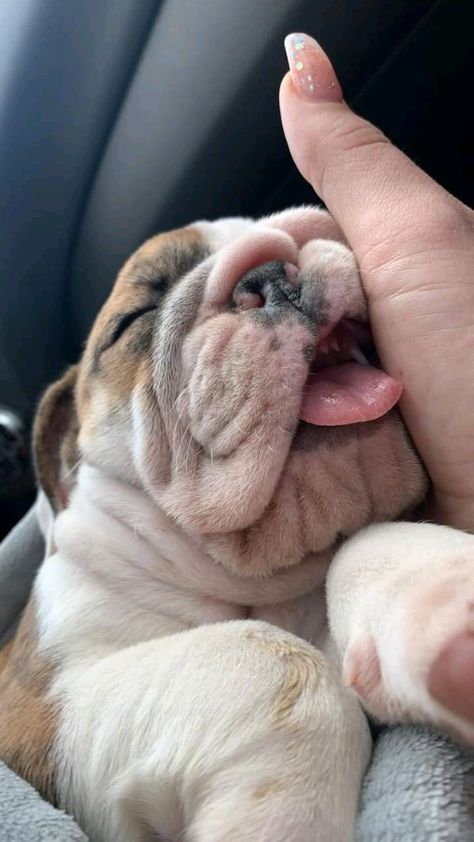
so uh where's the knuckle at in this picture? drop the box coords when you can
[357,190,474,286]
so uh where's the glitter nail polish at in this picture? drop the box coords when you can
[284,33,342,102]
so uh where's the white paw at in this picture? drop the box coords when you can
[329,522,474,744]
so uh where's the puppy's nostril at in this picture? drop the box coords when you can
[233,291,265,312]
[232,260,295,313]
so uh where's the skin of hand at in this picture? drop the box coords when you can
[280,33,474,533]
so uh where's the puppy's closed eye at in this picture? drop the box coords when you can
[100,305,158,354]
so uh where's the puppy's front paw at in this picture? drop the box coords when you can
[329,522,474,745]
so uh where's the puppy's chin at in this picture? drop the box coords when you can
[146,279,426,578]
[161,411,425,580]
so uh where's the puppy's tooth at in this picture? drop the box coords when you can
[319,340,329,355]
[330,336,340,352]
[350,345,369,365]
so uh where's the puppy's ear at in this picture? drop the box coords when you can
[33,366,79,512]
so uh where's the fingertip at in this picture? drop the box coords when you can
[283,33,343,103]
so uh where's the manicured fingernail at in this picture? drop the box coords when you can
[284,33,342,102]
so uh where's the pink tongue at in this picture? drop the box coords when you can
[300,362,402,426]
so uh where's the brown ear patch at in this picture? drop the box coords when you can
[33,366,79,511]
[0,639,13,673]
[0,600,58,803]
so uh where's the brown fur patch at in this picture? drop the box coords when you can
[243,630,323,724]
[0,600,58,803]
[253,780,284,801]
[0,639,13,673]
[33,366,79,511]
[271,646,322,724]
[77,226,208,414]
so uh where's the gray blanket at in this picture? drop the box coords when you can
[1,510,473,842]
[358,726,474,841]
[0,760,87,842]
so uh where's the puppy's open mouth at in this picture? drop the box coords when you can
[301,320,402,427]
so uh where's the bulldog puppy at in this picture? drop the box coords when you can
[1,206,474,842]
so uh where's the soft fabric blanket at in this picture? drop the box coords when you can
[0,759,88,842]
[0,510,473,842]
[357,725,474,841]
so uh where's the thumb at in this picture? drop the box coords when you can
[280,34,474,531]
[279,34,461,287]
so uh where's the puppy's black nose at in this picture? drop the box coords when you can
[232,260,305,318]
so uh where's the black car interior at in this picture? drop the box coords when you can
[0,0,472,537]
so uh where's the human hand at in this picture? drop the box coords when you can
[280,33,474,531]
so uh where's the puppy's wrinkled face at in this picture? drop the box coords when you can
[47,208,427,577]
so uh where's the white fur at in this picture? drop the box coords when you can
[194,217,254,250]
[36,466,474,841]
[35,465,369,842]
[327,522,474,741]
